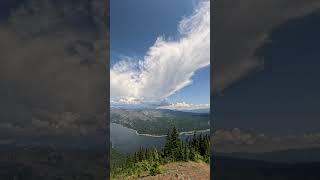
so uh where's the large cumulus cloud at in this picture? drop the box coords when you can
[110,1,210,105]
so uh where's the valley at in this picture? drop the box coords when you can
[110,108,210,136]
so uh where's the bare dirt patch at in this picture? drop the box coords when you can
[139,161,210,180]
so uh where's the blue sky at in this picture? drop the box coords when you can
[110,0,196,57]
[110,0,210,110]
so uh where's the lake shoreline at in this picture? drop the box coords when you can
[113,123,210,138]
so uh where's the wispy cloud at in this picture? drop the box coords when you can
[110,1,210,105]
[157,102,210,111]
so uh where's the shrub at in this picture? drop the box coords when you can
[149,162,161,176]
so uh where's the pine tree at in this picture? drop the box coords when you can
[163,129,171,158]
[171,126,180,149]
[191,132,197,149]
[145,148,150,161]
[177,142,183,161]
[152,147,159,162]
[137,147,146,162]
[198,133,203,153]
[134,152,139,163]
[171,126,181,161]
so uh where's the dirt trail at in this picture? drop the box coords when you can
[139,161,210,180]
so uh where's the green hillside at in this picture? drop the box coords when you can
[111,108,209,135]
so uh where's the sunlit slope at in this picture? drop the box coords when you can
[110,108,209,135]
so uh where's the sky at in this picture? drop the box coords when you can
[110,0,210,111]
[213,0,320,136]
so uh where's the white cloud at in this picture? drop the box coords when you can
[110,97,144,105]
[110,1,210,105]
[157,102,210,111]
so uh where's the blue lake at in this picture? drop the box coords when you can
[110,123,209,153]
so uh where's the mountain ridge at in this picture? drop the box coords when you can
[110,108,210,135]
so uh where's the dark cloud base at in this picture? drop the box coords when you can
[0,0,108,142]
[212,1,320,179]
[0,0,108,179]
[213,0,320,93]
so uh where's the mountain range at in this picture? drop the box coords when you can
[110,108,210,135]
